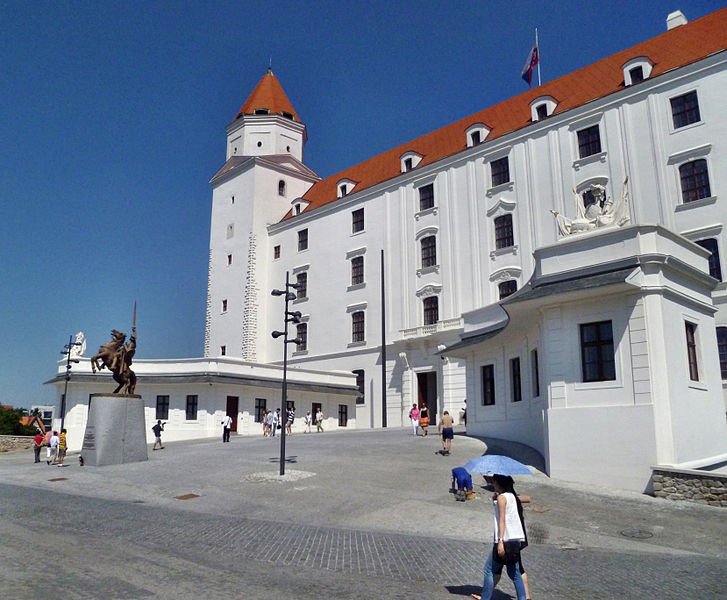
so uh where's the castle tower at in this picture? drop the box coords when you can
[204,70,318,360]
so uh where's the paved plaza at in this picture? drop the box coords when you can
[1,426,725,599]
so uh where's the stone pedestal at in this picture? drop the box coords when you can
[81,394,148,466]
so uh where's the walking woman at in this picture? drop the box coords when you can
[472,474,528,600]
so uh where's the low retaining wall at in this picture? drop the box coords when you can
[0,435,34,453]
[651,466,727,507]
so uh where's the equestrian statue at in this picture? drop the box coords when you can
[90,305,138,394]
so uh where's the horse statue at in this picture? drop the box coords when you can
[91,328,137,395]
[91,329,126,374]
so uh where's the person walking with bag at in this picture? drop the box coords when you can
[471,474,528,600]
[221,414,232,443]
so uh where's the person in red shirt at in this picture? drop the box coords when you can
[32,432,44,464]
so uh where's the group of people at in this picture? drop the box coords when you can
[32,429,67,466]
[409,403,456,455]
[259,407,324,439]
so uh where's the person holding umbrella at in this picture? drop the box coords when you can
[469,469,531,600]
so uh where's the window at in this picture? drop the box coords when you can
[296,272,307,299]
[155,395,169,420]
[695,239,722,281]
[491,157,510,187]
[577,125,602,159]
[220,345,226,356]
[510,358,522,402]
[582,188,605,211]
[221,299,228,313]
[273,245,281,259]
[580,321,616,382]
[226,224,234,239]
[351,256,364,285]
[629,66,644,84]
[531,349,540,397]
[339,184,348,197]
[254,398,267,423]
[419,184,434,211]
[679,160,711,203]
[352,369,365,404]
[351,311,365,343]
[494,214,514,249]
[717,327,727,380]
[685,322,699,381]
[536,104,548,120]
[294,204,301,215]
[296,323,307,351]
[352,208,365,233]
[671,91,700,129]
[298,229,308,251]
[498,280,517,299]
[470,130,482,145]
[185,395,198,421]
[421,235,437,268]
[231,195,235,205]
[482,365,495,405]
[278,180,286,196]
[227,254,233,266]
[404,157,413,171]
[423,296,439,326]
[338,404,348,427]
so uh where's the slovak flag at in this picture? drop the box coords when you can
[521,45,539,86]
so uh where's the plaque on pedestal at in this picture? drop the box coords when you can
[82,394,148,466]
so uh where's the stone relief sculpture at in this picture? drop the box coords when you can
[90,306,137,394]
[551,177,630,237]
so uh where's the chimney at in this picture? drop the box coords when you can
[666,10,688,30]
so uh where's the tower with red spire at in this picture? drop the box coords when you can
[204,70,319,360]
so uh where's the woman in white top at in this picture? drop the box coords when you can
[472,474,527,600]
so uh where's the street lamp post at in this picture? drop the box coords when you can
[271,272,302,476]
[60,335,82,432]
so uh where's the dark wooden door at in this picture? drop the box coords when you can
[226,396,239,432]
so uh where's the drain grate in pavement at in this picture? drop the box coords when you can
[48,478,68,482]
[175,493,200,500]
[620,528,653,539]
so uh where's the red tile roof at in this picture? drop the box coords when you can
[294,8,727,219]
[235,69,300,122]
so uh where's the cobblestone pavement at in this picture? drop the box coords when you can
[1,427,725,599]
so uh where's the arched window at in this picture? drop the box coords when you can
[498,280,517,299]
[494,214,514,249]
[423,296,439,325]
[278,180,286,196]
[421,236,437,268]
[679,160,711,203]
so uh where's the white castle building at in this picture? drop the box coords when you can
[51,9,727,491]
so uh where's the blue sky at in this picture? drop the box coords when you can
[1,0,719,408]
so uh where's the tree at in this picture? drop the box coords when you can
[0,406,37,436]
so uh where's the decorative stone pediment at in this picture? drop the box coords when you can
[415,284,442,298]
[486,196,516,217]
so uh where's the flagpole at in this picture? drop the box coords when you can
[536,28,541,86]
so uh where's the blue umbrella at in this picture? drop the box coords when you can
[463,455,532,476]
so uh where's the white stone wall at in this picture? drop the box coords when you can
[208,51,727,429]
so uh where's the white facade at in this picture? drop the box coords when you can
[49,358,358,452]
[48,11,727,488]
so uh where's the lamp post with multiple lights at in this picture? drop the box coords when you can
[271,272,302,476]
[60,335,82,432]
